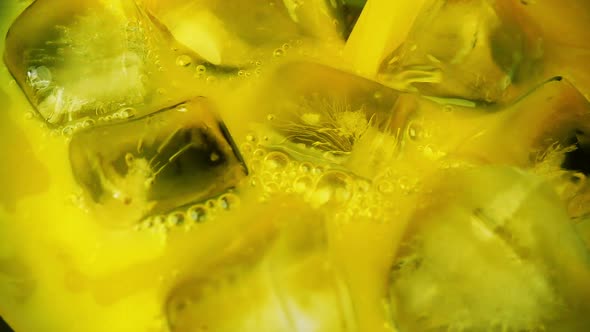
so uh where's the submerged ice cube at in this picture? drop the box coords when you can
[390,166,590,332]
[69,97,247,224]
[379,0,545,104]
[166,203,355,332]
[4,0,198,126]
[246,62,408,175]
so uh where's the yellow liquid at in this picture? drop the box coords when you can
[1,1,590,332]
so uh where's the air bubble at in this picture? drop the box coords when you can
[253,149,266,159]
[264,151,289,170]
[61,126,74,136]
[118,107,137,119]
[187,205,207,222]
[167,212,186,227]
[299,162,313,173]
[377,180,394,194]
[293,175,313,193]
[206,199,217,210]
[196,65,207,73]
[218,193,240,210]
[407,122,423,141]
[206,76,217,84]
[312,171,353,206]
[176,55,192,67]
[125,152,135,166]
[282,43,291,50]
[266,114,276,121]
[273,48,285,57]
[312,166,325,176]
[240,143,253,153]
[82,119,95,128]
[27,65,52,89]
[152,215,166,226]
[246,134,257,143]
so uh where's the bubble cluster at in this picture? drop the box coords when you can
[137,192,241,232]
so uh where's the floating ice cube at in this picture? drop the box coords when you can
[69,97,247,224]
[4,0,200,127]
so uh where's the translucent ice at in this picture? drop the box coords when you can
[379,0,545,104]
[165,203,355,332]
[69,98,247,224]
[390,166,590,332]
[4,0,199,126]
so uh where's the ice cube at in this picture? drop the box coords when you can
[379,0,545,104]
[143,0,353,68]
[4,0,200,127]
[165,203,355,332]
[69,97,247,224]
[244,62,408,175]
[390,166,590,332]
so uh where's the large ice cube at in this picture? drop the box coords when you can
[4,0,199,127]
[142,0,354,67]
[379,0,545,104]
[243,62,409,178]
[390,166,590,332]
[69,97,247,224]
[165,203,356,332]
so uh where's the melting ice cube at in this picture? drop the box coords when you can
[4,0,200,126]
[165,203,356,332]
[69,97,247,224]
[379,0,545,104]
